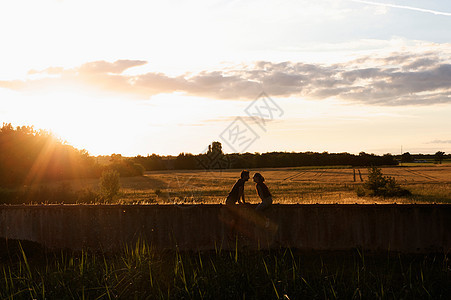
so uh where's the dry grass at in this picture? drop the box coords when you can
[43,165,451,204]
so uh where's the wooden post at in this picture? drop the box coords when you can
[358,169,363,182]
[353,169,356,182]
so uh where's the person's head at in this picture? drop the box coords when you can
[253,172,264,183]
[240,170,250,181]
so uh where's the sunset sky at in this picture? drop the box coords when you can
[1,0,451,156]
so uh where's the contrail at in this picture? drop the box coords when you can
[351,0,451,16]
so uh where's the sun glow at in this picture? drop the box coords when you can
[3,87,156,156]
[1,0,451,156]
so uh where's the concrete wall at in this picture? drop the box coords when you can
[0,204,450,253]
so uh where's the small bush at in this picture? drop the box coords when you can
[384,176,412,197]
[100,170,121,202]
[132,163,145,176]
[355,185,366,197]
[362,167,411,197]
[77,188,100,203]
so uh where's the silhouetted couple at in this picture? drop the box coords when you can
[225,170,272,211]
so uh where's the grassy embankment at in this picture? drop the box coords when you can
[1,240,449,299]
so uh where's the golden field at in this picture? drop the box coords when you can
[53,165,451,204]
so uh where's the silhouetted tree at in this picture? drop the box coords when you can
[364,167,387,195]
[133,154,166,171]
[207,141,223,155]
[363,167,411,197]
[175,153,197,169]
[109,158,144,177]
[401,152,414,163]
[0,123,100,186]
[434,151,445,164]
[134,143,397,171]
[110,153,123,163]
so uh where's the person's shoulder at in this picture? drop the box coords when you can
[237,178,246,185]
[259,182,269,189]
[234,178,244,186]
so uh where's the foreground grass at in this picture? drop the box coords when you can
[1,240,450,299]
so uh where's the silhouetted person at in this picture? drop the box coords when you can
[253,172,272,211]
[225,170,250,205]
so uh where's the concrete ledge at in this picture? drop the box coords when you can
[0,204,450,253]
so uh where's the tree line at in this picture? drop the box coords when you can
[133,141,400,171]
[398,151,447,164]
[0,124,143,187]
[2,123,447,187]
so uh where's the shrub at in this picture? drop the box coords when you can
[77,188,100,203]
[355,185,366,197]
[364,167,386,196]
[362,167,411,197]
[100,170,121,202]
[132,163,145,176]
[384,176,412,197]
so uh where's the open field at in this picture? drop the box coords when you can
[35,165,451,204]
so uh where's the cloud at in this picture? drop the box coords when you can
[428,139,451,144]
[1,52,451,106]
[78,60,147,74]
[202,115,279,124]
